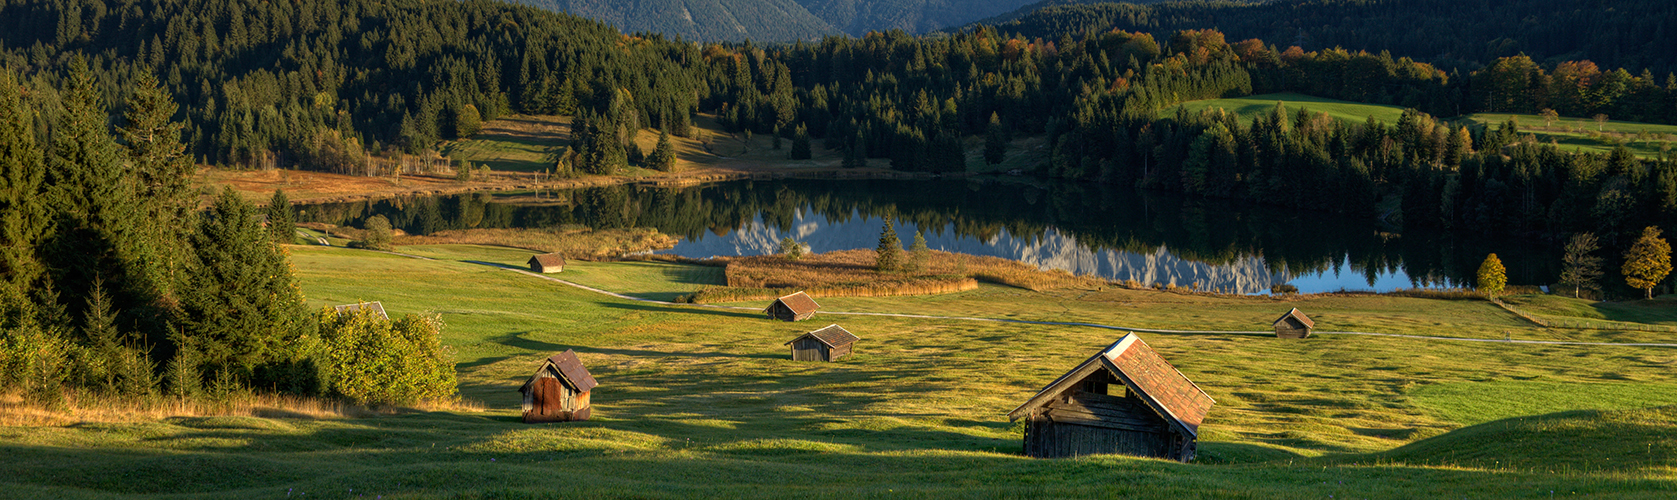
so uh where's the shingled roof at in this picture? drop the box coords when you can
[1273,308,1314,328]
[1007,333,1215,437]
[529,253,565,268]
[769,291,820,316]
[332,301,388,320]
[783,324,859,348]
[521,349,598,393]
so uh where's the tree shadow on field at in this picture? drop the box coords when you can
[597,301,762,320]
[580,346,782,361]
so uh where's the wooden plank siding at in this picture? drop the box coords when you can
[790,337,828,361]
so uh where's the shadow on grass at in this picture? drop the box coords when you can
[581,346,782,361]
[598,301,762,320]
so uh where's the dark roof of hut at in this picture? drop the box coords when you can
[521,349,598,393]
[769,291,820,315]
[1273,308,1314,328]
[332,301,388,319]
[1006,333,1215,437]
[529,253,566,267]
[783,324,859,347]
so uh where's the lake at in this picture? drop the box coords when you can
[297,178,1558,294]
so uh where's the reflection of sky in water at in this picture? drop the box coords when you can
[661,209,1445,295]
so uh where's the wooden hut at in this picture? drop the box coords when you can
[332,301,388,320]
[1272,308,1315,339]
[519,349,597,423]
[784,324,859,361]
[1007,333,1214,462]
[528,253,565,273]
[764,291,820,322]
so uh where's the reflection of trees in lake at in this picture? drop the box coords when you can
[297,179,1557,287]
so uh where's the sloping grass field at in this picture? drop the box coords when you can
[1462,113,1677,158]
[2,244,1676,498]
[1163,92,1409,125]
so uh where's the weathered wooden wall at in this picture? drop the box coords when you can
[791,337,827,361]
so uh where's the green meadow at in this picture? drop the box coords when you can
[1462,113,1677,158]
[1162,92,1410,125]
[3,243,1676,498]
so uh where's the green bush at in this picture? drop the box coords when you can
[315,307,456,406]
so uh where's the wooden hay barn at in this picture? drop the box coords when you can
[1007,333,1214,462]
[332,301,388,320]
[528,253,565,273]
[764,291,820,322]
[519,349,597,423]
[784,324,859,362]
[1272,308,1314,338]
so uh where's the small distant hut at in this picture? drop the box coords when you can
[1272,308,1315,339]
[764,291,820,322]
[784,324,859,362]
[519,349,597,423]
[332,301,388,320]
[528,253,566,273]
[1007,333,1215,462]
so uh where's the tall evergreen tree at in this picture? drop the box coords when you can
[120,68,195,300]
[0,69,53,328]
[984,112,1008,165]
[876,216,903,273]
[789,124,812,160]
[650,129,677,171]
[266,190,294,244]
[176,187,313,382]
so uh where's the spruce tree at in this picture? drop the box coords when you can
[120,68,195,302]
[790,124,812,160]
[0,69,53,328]
[984,112,1007,165]
[876,216,903,273]
[176,187,312,381]
[267,190,294,244]
[1623,226,1672,299]
[651,129,677,171]
[909,231,930,273]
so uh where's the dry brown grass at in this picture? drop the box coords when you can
[0,391,485,427]
[680,249,1114,303]
[396,226,677,260]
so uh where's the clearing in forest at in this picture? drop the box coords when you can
[1163,92,1409,125]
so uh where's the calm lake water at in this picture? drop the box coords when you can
[298,178,1557,294]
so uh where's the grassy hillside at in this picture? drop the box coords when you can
[1163,93,1409,125]
[1463,113,1677,158]
[3,244,1675,497]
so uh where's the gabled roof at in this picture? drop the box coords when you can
[1273,308,1314,328]
[767,291,820,316]
[332,301,388,320]
[1007,333,1215,437]
[529,253,565,267]
[783,324,859,348]
[521,349,598,393]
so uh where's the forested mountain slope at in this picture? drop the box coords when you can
[970,0,1677,74]
[794,0,1038,36]
[508,0,838,41]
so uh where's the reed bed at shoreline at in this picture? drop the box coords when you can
[396,226,677,260]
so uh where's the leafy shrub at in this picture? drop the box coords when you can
[315,307,456,406]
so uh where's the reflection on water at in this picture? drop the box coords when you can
[298,179,1557,294]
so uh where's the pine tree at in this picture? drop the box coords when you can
[176,187,312,379]
[1558,232,1603,298]
[909,231,931,273]
[120,68,195,302]
[790,124,812,160]
[1476,253,1507,297]
[267,190,294,244]
[1623,226,1672,299]
[0,69,53,328]
[875,216,903,273]
[984,112,1008,165]
[650,129,677,171]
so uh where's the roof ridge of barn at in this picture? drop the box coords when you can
[530,253,565,265]
[772,291,820,315]
[1006,333,1214,437]
[1273,307,1314,328]
[535,349,597,393]
[784,324,859,347]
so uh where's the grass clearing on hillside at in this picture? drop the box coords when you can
[5,243,1677,498]
[1463,113,1677,158]
[395,227,678,260]
[1164,92,1409,125]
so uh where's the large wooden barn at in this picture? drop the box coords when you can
[332,301,388,320]
[784,324,859,361]
[764,291,820,322]
[1007,333,1214,462]
[528,253,565,273]
[1272,308,1315,338]
[518,350,597,423]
